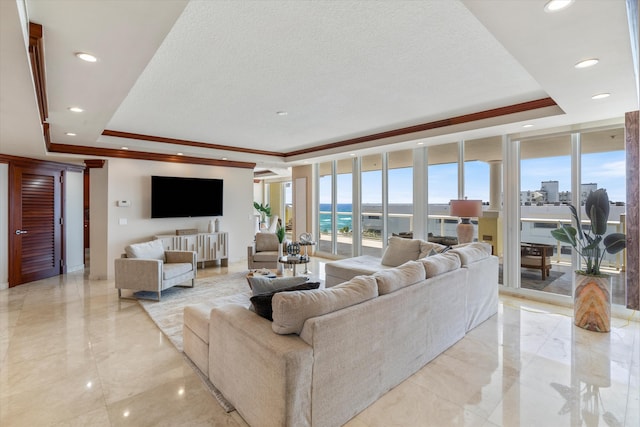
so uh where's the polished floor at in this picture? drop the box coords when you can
[1,258,638,426]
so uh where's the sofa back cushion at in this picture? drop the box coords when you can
[380,236,421,267]
[418,241,447,258]
[125,239,165,261]
[373,260,425,295]
[255,232,280,252]
[450,242,491,266]
[271,275,378,335]
[420,252,461,278]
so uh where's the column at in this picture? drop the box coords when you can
[489,160,502,210]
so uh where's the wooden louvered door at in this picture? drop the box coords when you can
[9,165,62,287]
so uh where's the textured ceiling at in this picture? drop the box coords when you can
[1,0,637,171]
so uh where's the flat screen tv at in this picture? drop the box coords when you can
[151,176,223,218]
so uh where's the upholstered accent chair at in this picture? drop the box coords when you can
[247,232,281,270]
[115,239,197,301]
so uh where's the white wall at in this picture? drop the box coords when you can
[64,170,84,272]
[0,163,8,289]
[92,158,255,279]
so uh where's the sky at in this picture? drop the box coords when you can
[320,150,626,205]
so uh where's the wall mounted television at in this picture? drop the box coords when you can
[151,176,223,218]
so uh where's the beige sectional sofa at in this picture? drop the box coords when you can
[183,239,498,427]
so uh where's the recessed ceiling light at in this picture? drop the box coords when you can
[121,146,128,150]
[65,132,76,136]
[177,152,184,156]
[222,157,228,160]
[349,153,356,157]
[544,0,574,13]
[75,52,97,62]
[591,93,610,100]
[276,111,288,116]
[574,58,599,69]
[523,124,534,128]
[417,142,424,145]
[68,106,83,113]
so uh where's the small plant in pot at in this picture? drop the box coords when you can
[550,189,626,332]
[253,202,271,226]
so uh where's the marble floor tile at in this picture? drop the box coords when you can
[0,259,637,427]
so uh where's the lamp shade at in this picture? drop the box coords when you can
[450,199,483,218]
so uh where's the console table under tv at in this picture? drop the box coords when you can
[154,232,228,268]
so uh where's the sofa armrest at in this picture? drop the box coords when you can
[165,250,196,267]
[209,305,312,427]
[114,258,162,291]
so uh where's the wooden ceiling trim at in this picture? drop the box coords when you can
[28,22,48,124]
[101,130,285,157]
[285,98,558,157]
[84,159,105,168]
[0,153,84,172]
[48,143,256,169]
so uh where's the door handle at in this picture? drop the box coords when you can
[15,230,28,235]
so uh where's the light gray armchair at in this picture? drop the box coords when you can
[115,239,196,301]
[247,232,281,270]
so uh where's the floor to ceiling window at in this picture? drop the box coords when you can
[361,154,383,257]
[336,159,353,257]
[318,161,333,253]
[519,134,572,296]
[580,128,626,305]
[427,143,458,239]
[388,150,413,238]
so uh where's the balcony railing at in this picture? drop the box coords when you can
[319,209,625,270]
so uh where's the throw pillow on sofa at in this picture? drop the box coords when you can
[248,275,310,294]
[271,275,378,335]
[380,236,422,267]
[373,260,425,295]
[250,282,321,321]
[418,241,447,258]
[420,252,461,278]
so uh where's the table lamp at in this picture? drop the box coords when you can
[450,199,482,244]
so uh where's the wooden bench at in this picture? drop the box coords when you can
[521,242,554,280]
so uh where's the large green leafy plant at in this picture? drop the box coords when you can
[253,202,271,223]
[550,189,626,276]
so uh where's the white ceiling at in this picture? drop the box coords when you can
[1,0,638,171]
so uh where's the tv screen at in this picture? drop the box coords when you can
[151,176,223,218]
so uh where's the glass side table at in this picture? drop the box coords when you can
[298,241,316,274]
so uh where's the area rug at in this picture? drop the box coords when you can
[137,271,252,412]
[136,271,251,351]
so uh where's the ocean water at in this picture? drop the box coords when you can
[319,204,353,232]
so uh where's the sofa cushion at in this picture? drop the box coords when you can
[249,275,310,295]
[162,262,193,280]
[420,252,461,278]
[418,241,447,258]
[250,282,321,321]
[373,260,425,295]
[253,251,279,262]
[450,242,491,266]
[125,239,165,261]
[272,275,378,335]
[325,255,385,283]
[381,236,421,267]
[255,233,280,252]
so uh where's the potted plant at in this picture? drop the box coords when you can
[275,220,286,275]
[550,189,626,332]
[253,202,272,228]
